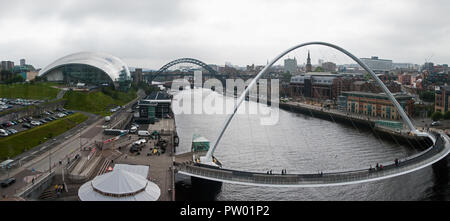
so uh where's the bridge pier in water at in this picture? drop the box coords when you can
[175,172,222,201]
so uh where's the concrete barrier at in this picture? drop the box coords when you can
[17,171,55,200]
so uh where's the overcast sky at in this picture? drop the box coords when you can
[1,0,449,69]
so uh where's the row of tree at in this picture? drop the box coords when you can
[0,70,25,84]
[431,111,450,121]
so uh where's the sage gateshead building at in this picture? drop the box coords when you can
[38,52,132,91]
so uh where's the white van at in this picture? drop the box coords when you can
[137,130,150,136]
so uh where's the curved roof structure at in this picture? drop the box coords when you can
[38,52,131,82]
[78,168,161,201]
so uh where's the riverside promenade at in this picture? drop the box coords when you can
[278,101,433,148]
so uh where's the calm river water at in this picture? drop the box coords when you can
[172,88,449,200]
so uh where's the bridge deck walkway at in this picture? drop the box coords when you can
[175,133,450,187]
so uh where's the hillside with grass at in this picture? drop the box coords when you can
[0,82,59,100]
[0,112,88,160]
[63,88,137,116]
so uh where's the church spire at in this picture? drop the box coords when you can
[306,50,312,72]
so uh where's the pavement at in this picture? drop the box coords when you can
[113,118,176,201]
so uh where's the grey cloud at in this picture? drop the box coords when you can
[0,0,193,26]
[1,0,450,68]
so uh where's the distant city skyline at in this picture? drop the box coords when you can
[1,0,449,70]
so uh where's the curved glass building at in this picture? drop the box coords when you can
[38,52,131,90]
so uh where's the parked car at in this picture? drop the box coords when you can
[0,129,9,137]
[39,120,47,124]
[50,116,57,120]
[57,113,66,118]
[30,121,41,126]
[7,129,18,134]
[130,126,138,133]
[23,123,32,128]
[1,177,16,188]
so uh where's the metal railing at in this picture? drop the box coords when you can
[175,134,449,186]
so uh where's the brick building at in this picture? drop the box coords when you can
[342,91,415,120]
[435,86,450,113]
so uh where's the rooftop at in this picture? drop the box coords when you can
[342,91,413,100]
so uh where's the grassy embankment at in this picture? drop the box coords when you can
[63,88,137,116]
[0,82,59,100]
[0,112,88,160]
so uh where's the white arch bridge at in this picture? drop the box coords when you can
[173,42,450,187]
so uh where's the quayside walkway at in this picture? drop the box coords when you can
[174,133,450,187]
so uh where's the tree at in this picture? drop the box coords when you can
[419,91,435,102]
[33,76,47,82]
[431,111,443,121]
[4,74,24,84]
[314,67,324,72]
[444,111,450,120]
[0,70,14,82]
[282,72,292,83]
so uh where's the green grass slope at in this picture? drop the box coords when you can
[63,88,137,116]
[0,112,88,160]
[0,83,59,100]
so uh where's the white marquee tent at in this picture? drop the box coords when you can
[78,164,160,201]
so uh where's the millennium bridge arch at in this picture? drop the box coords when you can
[174,41,450,187]
[204,41,434,162]
[148,58,221,83]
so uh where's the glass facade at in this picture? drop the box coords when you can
[39,52,132,91]
[58,64,114,85]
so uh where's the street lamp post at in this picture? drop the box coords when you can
[48,148,51,173]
